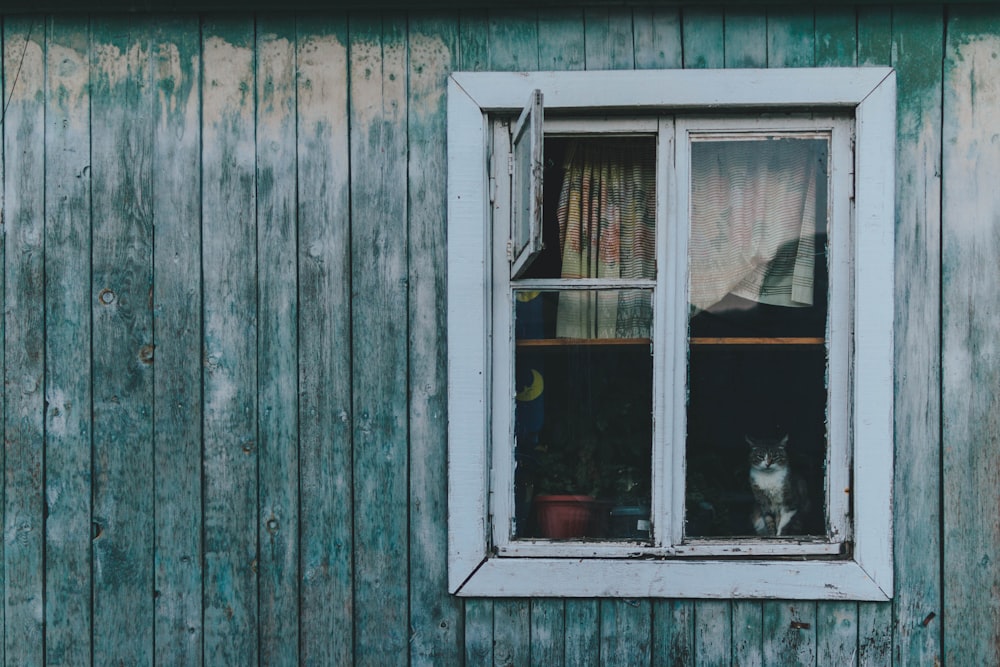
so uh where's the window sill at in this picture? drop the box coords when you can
[454,557,890,600]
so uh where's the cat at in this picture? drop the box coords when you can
[746,434,810,536]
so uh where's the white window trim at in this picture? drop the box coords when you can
[447,68,895,600]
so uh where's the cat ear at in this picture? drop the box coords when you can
[745,435,755,446]
[779,435,789,447]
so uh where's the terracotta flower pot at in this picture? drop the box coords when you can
[534,494,596,538]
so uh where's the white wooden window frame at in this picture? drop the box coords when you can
[447,68,895,600]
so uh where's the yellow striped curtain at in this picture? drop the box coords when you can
[556,139,656,339]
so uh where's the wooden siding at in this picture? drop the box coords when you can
[0,5,991,664]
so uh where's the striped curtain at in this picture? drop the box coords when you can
[556,139,656,338]
[689,139,819,312]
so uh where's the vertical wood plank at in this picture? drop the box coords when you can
[694,601,731,667]
[564,601,600,667]
[767,8,815,67]
[891,7,944,666]
[349,14,409,665]
[152,15,203,666]
[600,599,652,667]
[487,9,538,71]
[761,603,816,666]
[530,599,564,667]
[464,599,494,665]
[584,7,634,70]
[633,7,682,69]
[817,603,858,666]
[858,602,892,667]
[942,7,1000,666]
[201,17,258,666]
[408,13,463,667]
[680,7,724,69]
[724,8,767,68]
[815,7,858,67]
[3,17,45,666]
[256,16,299,667]
[731,601,762,667]
[296,15,354,665]
[652,600,694,666]
[90,16,155,664]
[493,600,530,667]
[44,16,92,667]
[459,10,488,72]
[538,8,585,70]
[858,6,892,66]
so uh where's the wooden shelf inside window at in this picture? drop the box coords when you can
[691,337,825,346]
[516,337,824,347]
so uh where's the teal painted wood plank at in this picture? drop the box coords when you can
[681,8,726,69]
[43,16,92,667]
[464,600,494,665]
[151,16,204,666]
[459,10,488,71]
[724,8,767,68]
[681,7,724,68]
[891,7,944,666]
[349,15,410,665]
[0,19,6,667]
[942,8,1000,665]
[857,603,892,666]
[3,17,45,666]
[256,17,300,667]
[200,17,259,666]
[584,7,634,69]
[815,7,857,67]
[600,599,652,667]
[816,603,858,665]
[296,16,354,665]
[564,600,600,667]
[538,8,585,70]
[530,600,564,667]
[488,9,538,71]
[652,601,694,667]
[857,6,892,65]
[90,16,156,664]
[493,600,530,667]
[732,601,762,667]
[694,601,731,666]
[407,14,464,667]
[633,7,682,69]
[762,602,816,665]
[767,8,815,67]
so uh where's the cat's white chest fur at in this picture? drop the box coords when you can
[750,466,787,494]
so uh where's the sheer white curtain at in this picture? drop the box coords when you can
[689,140,820,312]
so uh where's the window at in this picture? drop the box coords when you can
[448,69,895,599]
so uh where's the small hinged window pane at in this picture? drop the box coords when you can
[510,89,544,279]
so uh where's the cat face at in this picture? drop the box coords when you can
[746,434,790,470]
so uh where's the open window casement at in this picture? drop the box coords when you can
[447,69,895,599]
[508,89,545,279]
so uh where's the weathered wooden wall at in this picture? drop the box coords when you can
[0,4,993,665]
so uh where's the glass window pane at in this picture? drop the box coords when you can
[513,290,652,541]
[518,136,656,281]
[685,136,830,539]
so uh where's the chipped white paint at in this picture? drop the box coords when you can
[448,68,894,599]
